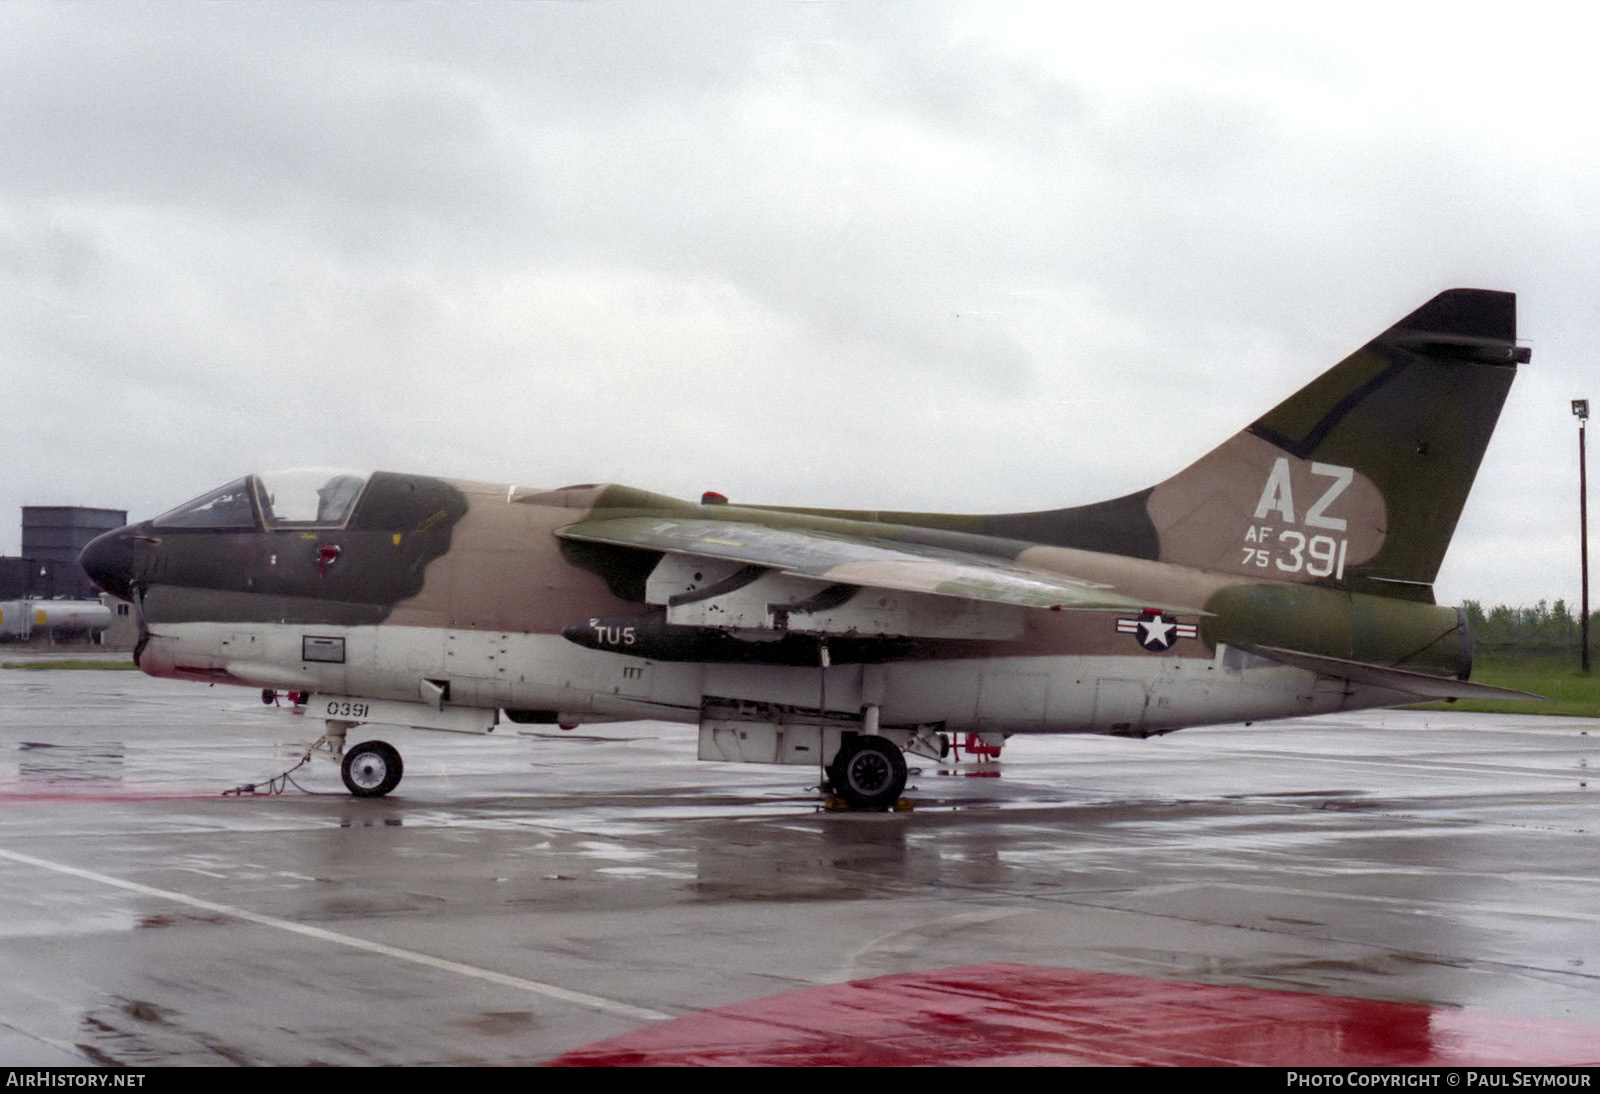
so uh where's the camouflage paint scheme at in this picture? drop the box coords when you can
[80,289,1535,807]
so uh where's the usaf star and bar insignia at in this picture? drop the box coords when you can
[1116,611,1199,652]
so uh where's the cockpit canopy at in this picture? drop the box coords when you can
[153,469,372,531]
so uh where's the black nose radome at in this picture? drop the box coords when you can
[80,528,137,601]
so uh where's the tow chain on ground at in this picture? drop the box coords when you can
[222,750,319,797]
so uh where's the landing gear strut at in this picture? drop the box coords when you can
[827,735,907,811]
[341,740,404,798]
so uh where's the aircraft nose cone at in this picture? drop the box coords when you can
[79,529,137,601]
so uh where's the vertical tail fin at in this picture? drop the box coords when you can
[988,289,1526,599]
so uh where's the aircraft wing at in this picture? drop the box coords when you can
[558,515,1205,616]
[1252,646,1546,701]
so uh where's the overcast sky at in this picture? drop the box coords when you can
[3,2,1595,608]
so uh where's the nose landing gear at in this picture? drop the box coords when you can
[314,719,405,799]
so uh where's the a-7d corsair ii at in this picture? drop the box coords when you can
[81,289,1536,809]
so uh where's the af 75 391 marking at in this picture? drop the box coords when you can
[1243,530,1348,579]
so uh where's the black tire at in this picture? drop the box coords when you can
[341,740,403,798]
[830,736,907,811]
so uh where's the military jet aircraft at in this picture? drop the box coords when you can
[80,288,1536,809]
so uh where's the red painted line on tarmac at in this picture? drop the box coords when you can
[0,779,225,804]
[547,963,1600,1067]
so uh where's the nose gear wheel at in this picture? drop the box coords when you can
[341,740,404,798]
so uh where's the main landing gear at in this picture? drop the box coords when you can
[827,735,908,811]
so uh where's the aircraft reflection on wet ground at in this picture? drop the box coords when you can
[0,666,1596,1065]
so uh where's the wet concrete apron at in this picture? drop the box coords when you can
[1,667,1596,1064]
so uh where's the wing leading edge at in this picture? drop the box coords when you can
[558,516,1208,616]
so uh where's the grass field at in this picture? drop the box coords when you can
[1409,650,1600,717]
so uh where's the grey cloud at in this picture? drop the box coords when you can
[0,2,1589,606]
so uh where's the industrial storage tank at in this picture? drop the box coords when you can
[0,600,113,641]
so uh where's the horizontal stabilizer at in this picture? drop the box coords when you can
[1252,646,1545,702]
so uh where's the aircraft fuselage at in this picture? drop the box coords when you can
[92,472,1466,740]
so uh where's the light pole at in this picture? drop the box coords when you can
[1576,399,1590,673]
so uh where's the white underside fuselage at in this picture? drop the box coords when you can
[138,622,1408,765]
